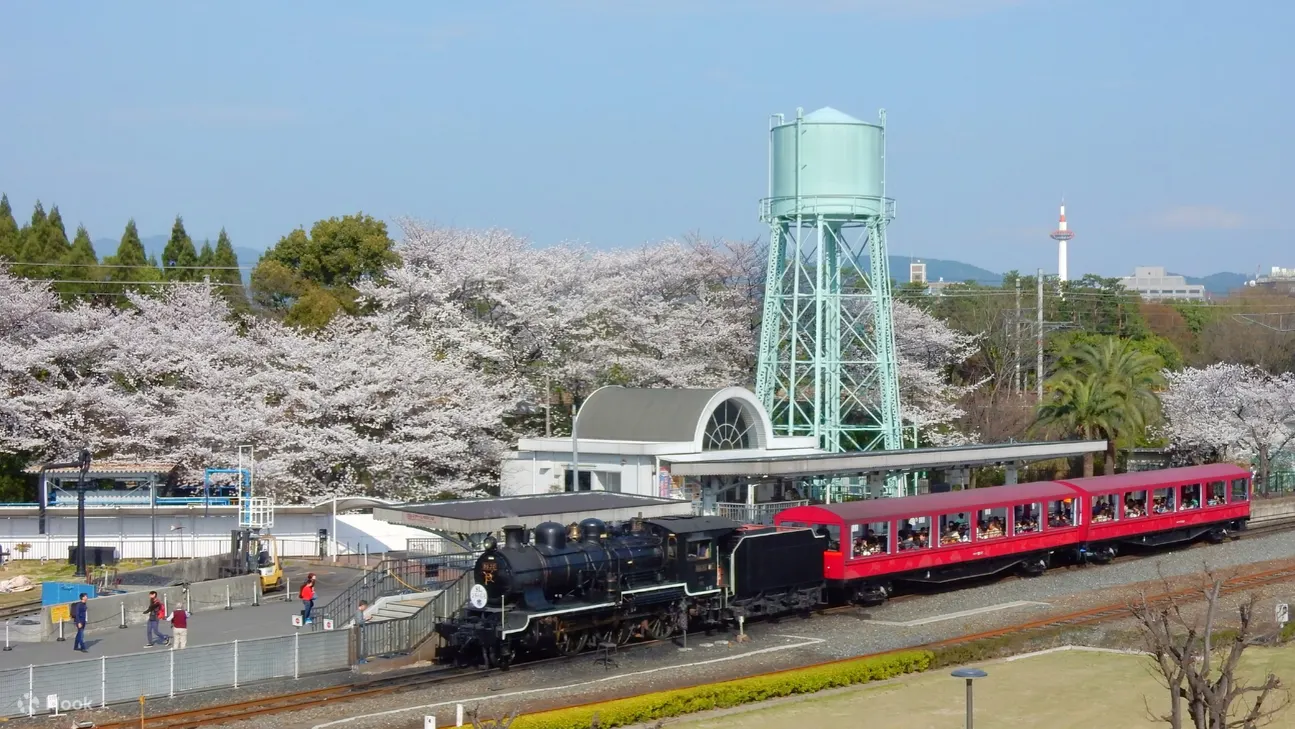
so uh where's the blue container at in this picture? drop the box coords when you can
[41,582,97,607]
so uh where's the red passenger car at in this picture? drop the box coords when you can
[774,464,1251,604]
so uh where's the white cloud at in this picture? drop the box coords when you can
[1145,205,1249,231]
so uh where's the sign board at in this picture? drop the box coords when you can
[46,694,58,711]
[50,604,70,623]
[424,716,437,729]
[322,619,334,631]
[469,584,488,609]
[291,615,303,627]
[1277,603,1289,627]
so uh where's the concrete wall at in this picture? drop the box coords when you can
[500,451,658,497]
[42,573,261,640]
[1252,496,1295,522]
[115,553,228,586]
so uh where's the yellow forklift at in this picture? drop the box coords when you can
[225,528,284,592]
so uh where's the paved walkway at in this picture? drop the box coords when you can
[0,561,366,669]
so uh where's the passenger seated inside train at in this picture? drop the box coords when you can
[1124,498,1146,518]
[975,517,1005,540]
[1091,503,1116,522]
[1048,510,1072,528]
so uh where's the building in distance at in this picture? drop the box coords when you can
[1117,266,1206,301]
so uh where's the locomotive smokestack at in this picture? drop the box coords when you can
[503,525,524,550]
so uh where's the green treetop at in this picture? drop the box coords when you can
[161,215,198,281]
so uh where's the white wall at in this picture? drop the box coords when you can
[500,451,658,497]
[0,511,435,561]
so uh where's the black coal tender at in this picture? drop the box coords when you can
[434,514,826,669]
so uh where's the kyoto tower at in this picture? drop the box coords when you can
[1050,202,1075,282]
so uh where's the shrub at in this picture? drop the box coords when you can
[510,650,932,729]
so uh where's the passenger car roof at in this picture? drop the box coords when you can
[778,480,1080,523]
[1057,464,1250,494]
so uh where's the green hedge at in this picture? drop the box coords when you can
[510,650,932,729]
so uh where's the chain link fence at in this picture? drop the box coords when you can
[0,629,350,719]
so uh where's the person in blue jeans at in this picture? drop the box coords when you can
[299,573,316,624]
[71,593,88,653]
[144,591,169,647]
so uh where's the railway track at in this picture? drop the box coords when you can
[81,557,1295,729]
[54,517,1295,728]
[0,599,42,622]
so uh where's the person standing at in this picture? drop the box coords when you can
[354,600,368,664]
[71,593,88,653]
[299,573,317,624]
[168,604,189,650]
[144,591,169,647]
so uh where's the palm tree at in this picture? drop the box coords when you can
[1034,337,1166,476]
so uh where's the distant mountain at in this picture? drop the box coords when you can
[1179,271,1250,295]
[891,256,1002,286]
[92,235,262,285]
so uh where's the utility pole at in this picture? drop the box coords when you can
[1014,277,1022,395]
[544,373,552,438]
[1036,268,1044,402]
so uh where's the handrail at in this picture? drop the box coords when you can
[356,570,473,659]
[318,550,477,625]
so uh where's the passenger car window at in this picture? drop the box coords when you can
[1181,484,1201,510]
[851,521,890,558]
[1231,478,1249,502]
[1152,487,1176,514]
[1091,494,1118,522]
[1013,503,1041,534]
[1207,482,1226,505]
[816,524,841,551]
[977,507,1007,540]
[938,512,971,545]
[1047,498,1076,528]
[1124,490,1148,518]
[897,517,930,551]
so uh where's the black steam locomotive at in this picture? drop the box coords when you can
[433,515,826,669]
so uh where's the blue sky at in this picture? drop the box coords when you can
[1,0,1290,277]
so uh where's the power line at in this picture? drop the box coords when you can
[4,260,251,270]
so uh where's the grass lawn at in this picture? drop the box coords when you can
[672,647,1295,729]
[0,559,175,607]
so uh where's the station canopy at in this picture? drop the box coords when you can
[373,492,694,536]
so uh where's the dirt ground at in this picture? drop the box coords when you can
[666,647,1295,729]
[0,558,175,607]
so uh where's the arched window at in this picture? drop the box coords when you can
[703,399,754,451]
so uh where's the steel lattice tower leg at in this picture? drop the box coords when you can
[755,214,904,495]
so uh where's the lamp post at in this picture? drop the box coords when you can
[39,449,92,577]
[951,667,987,729]
[570,401,581,493]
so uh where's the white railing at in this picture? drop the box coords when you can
[0,536,326,562]
[712,500,809,525]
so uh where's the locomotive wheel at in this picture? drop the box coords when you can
[645,617,671,641]
[556,630,588,656]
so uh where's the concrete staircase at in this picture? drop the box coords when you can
[366,595,434,623]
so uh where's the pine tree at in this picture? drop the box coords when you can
[105,219,161,297]
[197,240,214,268]
[58,224,102,300]
[45,205,72,259]
[211,228,248,309]
[15,201,53,279]
[0,194,18,262]
[161,215,198,281]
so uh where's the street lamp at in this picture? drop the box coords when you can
[40,449,92,577]
[951,667,987,729]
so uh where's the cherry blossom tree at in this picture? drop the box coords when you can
[1161,363,1295,491]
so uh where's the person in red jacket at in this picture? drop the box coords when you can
[299,573,317,625]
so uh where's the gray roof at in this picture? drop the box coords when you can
[576,387,723,442]
[664,440,1107,477]
[373,492,694,535]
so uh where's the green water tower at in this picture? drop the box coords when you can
[766,106,887,220]
[755,106,905,497]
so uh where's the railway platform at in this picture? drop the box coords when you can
[0,562,360,670]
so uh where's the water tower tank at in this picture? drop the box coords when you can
[767,106,885,220]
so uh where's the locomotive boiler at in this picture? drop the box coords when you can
[435,515,828,669]
[475,518,667,609]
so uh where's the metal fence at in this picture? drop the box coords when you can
[712,500,809,525]
[0,629,351,719]
[318,550,478,627]
[0,536,327,562]
[358,570,473,659]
